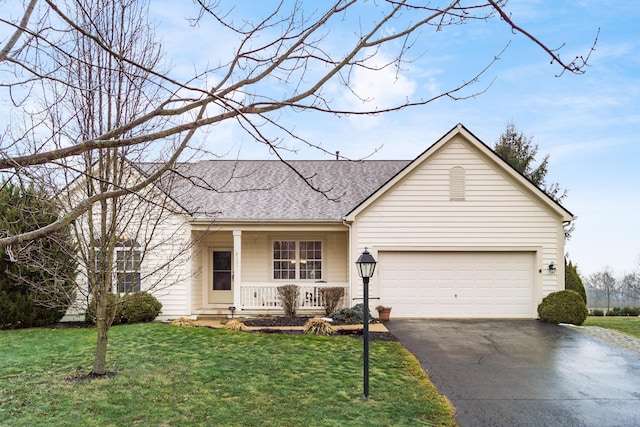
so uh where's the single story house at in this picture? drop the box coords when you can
[73,123,574,319]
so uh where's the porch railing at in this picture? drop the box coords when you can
[239,282,348,312]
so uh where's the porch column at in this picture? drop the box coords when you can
[233,230,242,311]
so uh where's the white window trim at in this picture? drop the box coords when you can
[115,246,142,293]
[94,242,142,294]
[271,239,324,281]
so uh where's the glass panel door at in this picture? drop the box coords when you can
[213,251,232,291]
[209,250,233,304]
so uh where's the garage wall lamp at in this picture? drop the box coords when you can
[539,262,557,274]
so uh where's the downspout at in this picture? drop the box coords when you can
[343,218,353,306]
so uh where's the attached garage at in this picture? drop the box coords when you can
[377,251,537,318]
[345,124,574,320]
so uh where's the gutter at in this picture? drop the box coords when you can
[343,218,353,306]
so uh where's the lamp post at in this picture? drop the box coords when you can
[355,248,377,402]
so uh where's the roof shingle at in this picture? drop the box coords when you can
[149,160,410,221]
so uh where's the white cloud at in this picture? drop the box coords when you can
[335,50,417,129]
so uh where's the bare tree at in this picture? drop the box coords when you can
[619,272,640,307]
[0,0,597,250]
[585,268,618,313]
[20,0,194,375]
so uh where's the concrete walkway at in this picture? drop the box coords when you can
[562,324,640,354]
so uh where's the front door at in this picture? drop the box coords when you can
[209,250,233,304]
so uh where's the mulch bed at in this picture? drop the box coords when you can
[242,316,398,342]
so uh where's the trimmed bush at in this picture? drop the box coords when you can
[277,284,300,318]
[606,307,640,316]
[86,291,161,325]
[328,303,371,324]
[319,287,345,316]
[85,293,123,325]
[606,307,624,316]
[623,307,640,316]
[304,318,335,336]
[121,292,162,323]
[589,309,604,316]
[537,290,588,325]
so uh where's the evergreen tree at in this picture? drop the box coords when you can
[495,122,567,203]
[565,259,587,304]
[0,181,77,329]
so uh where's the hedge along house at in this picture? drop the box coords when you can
[70,124,574,320]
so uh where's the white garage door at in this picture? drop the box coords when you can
[378,251,535,318]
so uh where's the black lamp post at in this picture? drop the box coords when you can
[355,248,377,402]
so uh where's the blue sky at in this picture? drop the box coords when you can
[149,1,638,278]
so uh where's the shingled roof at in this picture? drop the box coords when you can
[149,160,410,222]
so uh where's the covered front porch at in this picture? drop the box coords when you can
[189,223,350,317]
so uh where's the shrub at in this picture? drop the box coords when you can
[224,319,247,332]
[86,292,161,325]
[622,307,640,316]
[277,284,300,318]
[85,293,123,325]
[304,318,335,336]
[589,309,604,316]
[0,181,78,330]
[121,292,162,323]
[0,290,69,329]
[606,307,624,316]
[328,303,371,324]
[319,287,344,316]
[171,317,196,327]
[606,307,640,316]
[537,290,588,325]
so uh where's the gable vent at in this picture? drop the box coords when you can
[450,166,465,201]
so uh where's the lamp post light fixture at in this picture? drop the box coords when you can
[355,248,377,402]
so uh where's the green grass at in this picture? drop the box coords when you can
[584,316,640,338]
[0,324,456,426]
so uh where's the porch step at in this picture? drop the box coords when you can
[196,314,229,321]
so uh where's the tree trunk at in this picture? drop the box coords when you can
[92,289,109,375]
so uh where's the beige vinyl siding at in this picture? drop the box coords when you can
[241,231,348,283]
[190,231,203,313]
[240,233,269,282]
[352,134,563,302]
[191,231,234,313]
[64,173,193,320]
[140,212,191,318]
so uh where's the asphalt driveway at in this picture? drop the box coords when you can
[386,320,640,427]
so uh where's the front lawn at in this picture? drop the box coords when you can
[584,316,640,338]
[0,323,456,426]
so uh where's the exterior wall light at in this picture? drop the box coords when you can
[355,248,377,402]
[549,262,556,274]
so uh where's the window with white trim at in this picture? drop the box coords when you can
[273,240,322,280]
[94,237,142,293]
[115,244,141,293]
